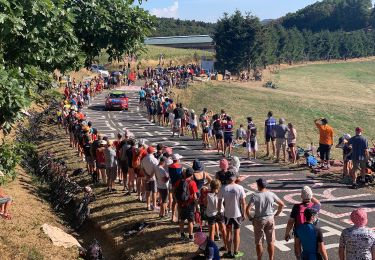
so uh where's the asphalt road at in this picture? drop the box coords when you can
[84,85,375,260]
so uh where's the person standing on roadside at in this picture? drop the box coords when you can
[168,153,183,222]
[295,208,329,260]
[314,118,334,169]
[141,146,159,211]
[176,168,198,242]
[246,117,258,160]
[287,123,297,164]
[284,186,321,256]
[273,118,288,163]
[155,157,169,218]
[339,208,375,260]
[222,116,235,158]
[172,103,184,138]
[218,170,246,258]
[246,178,284,260]
[349,127,369,189]
[265,111,277,158]
[104,140,118,192]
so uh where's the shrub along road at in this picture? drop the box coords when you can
[84,85,375,259]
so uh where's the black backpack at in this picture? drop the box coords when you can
[175,180,190,202]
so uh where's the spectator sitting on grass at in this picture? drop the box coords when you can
[235,124,247,141]
[0,180,12,220]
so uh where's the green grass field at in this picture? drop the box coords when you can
[98,45,214,69]
[174,60,375,158]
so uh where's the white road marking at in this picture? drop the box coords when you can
[105,121,116,131]
[118,122,123,126]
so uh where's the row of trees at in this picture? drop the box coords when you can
[214,11,375,72]
[281,0,374,32]
[0,0,154,134]
[151,18,216,37]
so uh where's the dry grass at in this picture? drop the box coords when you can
[174,59,375,159]
[0,169,78,260]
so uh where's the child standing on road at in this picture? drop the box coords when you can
[205,180,227,252]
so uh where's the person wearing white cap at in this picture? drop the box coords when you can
[284,186,321,257]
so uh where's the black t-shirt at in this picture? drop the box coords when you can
[213,120,223,131]
[126,147,134,167]
[173,108,184,119]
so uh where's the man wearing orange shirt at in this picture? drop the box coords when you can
[314,118,334,169]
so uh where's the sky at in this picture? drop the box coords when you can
[139,0,322,22]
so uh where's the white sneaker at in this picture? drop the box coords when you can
[138,195,142,202]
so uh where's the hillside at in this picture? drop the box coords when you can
[280,0,374,31]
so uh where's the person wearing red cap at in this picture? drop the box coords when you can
[141,146,159,210]
[339,208,375,260]
[348,127,369,189]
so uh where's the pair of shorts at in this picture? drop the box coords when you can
[276,138,287,150]
[224,217,242,229]
[179,204,195,222]
[86,156,95,167]
[224,134,233,144]
[288,143,296,148]
[0,197,12,204]
[352,160,367,172]
[319,143,331,161]
[247,140,257,152]
[96,162,106,169]
[253,218,275,245]
[265,134,275,142]
[158,188,168,203]
[164,112,169,119]
[215,133,224,140]
[174,118,182,128]
[190,124,197,130]
[145,180,157,193]
[207,214,223,225]
[139,97,145,102]
[106,167,117,180]
[119,160,129,174]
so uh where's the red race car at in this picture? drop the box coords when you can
[105,91,129,110]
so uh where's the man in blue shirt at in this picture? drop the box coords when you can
[264,111,277,158]
[295,208,328,260]
[349,127,369,189]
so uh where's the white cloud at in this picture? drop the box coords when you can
[151,1,179,19]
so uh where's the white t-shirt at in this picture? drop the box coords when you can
[206,192,224,217]
[218,183,246,218]
[155,165,169,189]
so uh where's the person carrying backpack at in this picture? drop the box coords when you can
[284,186,321,257]
[175,167,198,242]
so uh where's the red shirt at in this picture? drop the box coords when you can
[175,178,198,206]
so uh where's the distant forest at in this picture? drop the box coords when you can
[151,18,215,36]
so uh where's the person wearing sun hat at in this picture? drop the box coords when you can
[349,127,369,189]
[189,232,220,260]
[339,208,375,260]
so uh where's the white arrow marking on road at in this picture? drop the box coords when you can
[105,121,116,131]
